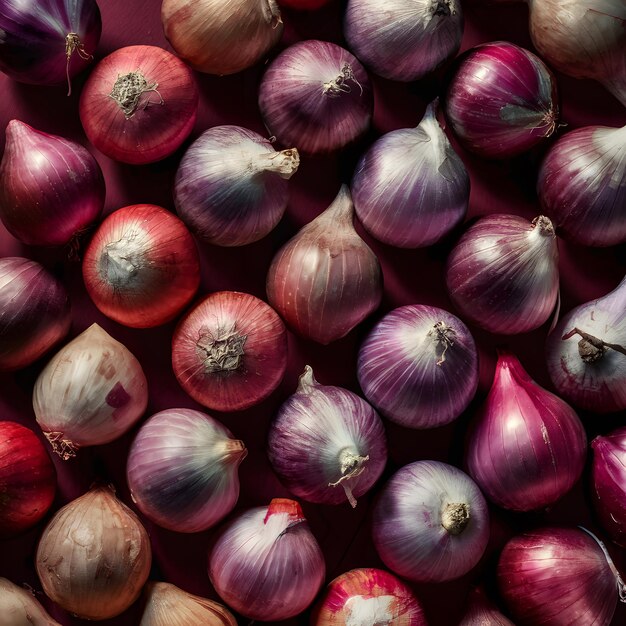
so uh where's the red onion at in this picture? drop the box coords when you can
[466,352,587,511]
[0,258,71,372]
[161,0,283,76]
[127,408,247,533]
[546,276,626,413]
[0,577,61,625]
[372,460,489,583]
[498,526,626,626]
[33,324,148,459]
[79,45,199,164]
[312,567,427,626]
[445,214,559,334]
[444,41,558,158]
[459,587,514,626]
[172,291,287,411]
[352,101,469,248]
[173,126,300,246]
[344,0,463,82]
[0,120,105,247]
[268,365,387,507]
[267,185,382,344]
[208,498,325,621]
[82,204,200,328]
[0,422,56,537]
[259,40,373,154]
[357,304,478,429]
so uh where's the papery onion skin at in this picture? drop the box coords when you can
[208,498,325,621]
[0,577,61,625]
[127,408,247,533]
[82,204,200,328]
[79,45,199,164]
[0,422,56,537]
[372,460,490,583]
[174,125,300,246]
[0,258,71,372]
[0,120,105,247]
[259,40,373,154]
[445,214,559,334]
[458,587,514,626]
[172,291,288,411]
[311,567,428,626]
[444,41,558,158]
[546,276,626,413]
[33,323,148,459]
[36,485,152,621]
[344,0,463,82]
[268,365,387,507]
[538,124,626,247]
[267,185,382,344]
[497,527,620,626]
[466,352,587,511]
[352,100,470,248]
[357,304,478,429]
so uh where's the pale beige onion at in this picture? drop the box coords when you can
[0,577,61,626]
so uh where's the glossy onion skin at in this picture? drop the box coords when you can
[259,40,373,154]
[82,204,200,328]
[466,352,587,511]
[0,577,62,625]
[79,45,199,164]
[172,291,288,411]
[444,41,558,158]
[358,305,478,429]
[0,258,71,372]
[497,527,619,626]
[0,422,56,537]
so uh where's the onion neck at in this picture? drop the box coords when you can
[297,365,321,394]
[196,324,247,374]
[65,32,92,97]
[109,71,164,119]
[328,447,369,508]
[250,148,300,180]
[43,431,78,460]
[318,185,355,228]
[426,321,456,366]
[219,439,248,465]
[531,215,555,237]
[562,328,626,363]
[323,63,363,97]
[441,502,470,535]
[263,0,282,28]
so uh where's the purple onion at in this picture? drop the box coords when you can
[0,258,71,372]
[351,101,469,248]
[459,587,514,626]
[268,365,387,507]
[258,40,373,154]
[173,125,300,246]
[444,41,558,158]
[127,408,247,533]
[372,460,489,583]
[357,304,478,429]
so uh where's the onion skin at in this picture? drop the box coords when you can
[458,587,514,626]
[0,422,56,537]
[79,45,199,164]
[0,577,61,625]
[36,485,152,621]
[82,204,200,328]
[0,120,105,247]
[0,258,71,372]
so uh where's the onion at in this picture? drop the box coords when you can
[0,120,105,247]
[268,365,387,507]
[267,185,383,344]
[258,40,373,154]
[33,323,148,459]
[312,568,427,625]
[459,587,514,626]
[36,484,151,620]
[0,258,71,372]
[0,422,56,537]
[161,0,283,76]
[127,408,247,533]
[208,498,325,621]
[0,577,61,625]
[445,214,559,334]
[79,45,199,164]
[357,304,478,429]
[372,460,490,583]
[352,100,469,248]
[444,41,558,158]
[173,125,300,246]
[497,526,626,625]
[82,204,200,328]
[546,276,626,413]
[172,291,287,411]
[466,352,587,511]
[344,0,463,82]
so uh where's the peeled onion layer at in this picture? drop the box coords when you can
[0,577,61,625]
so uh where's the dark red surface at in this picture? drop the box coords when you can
[0,1,625,624]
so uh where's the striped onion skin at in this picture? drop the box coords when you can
[0,577,62,625]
